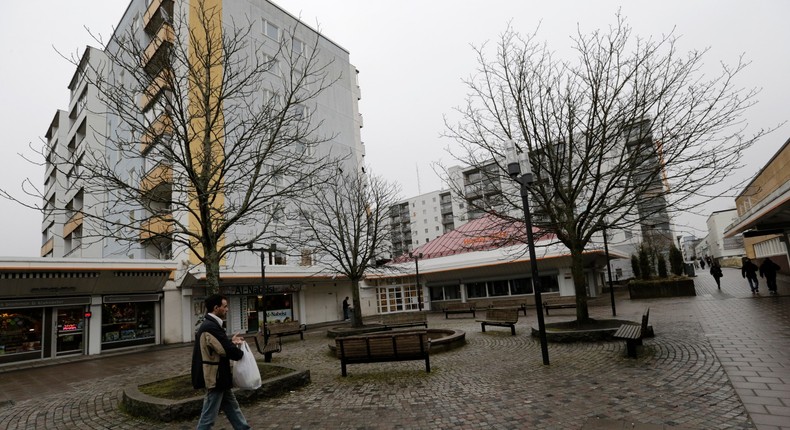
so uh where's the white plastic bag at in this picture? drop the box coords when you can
[232,341,262,390]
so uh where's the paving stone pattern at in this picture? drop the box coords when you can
[0,267,786,429]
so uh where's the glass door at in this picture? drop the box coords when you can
[56,306,85,356]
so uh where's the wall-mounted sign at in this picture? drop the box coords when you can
[221,284,301,295]
[0,296,91,309]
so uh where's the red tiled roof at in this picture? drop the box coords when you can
[393,213,552,262]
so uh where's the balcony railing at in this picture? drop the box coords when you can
[142,23,174,76]
[139,68,171,111]
[40,237,54,257]
[140,111,172,154]
[140,162,173,193]
[63,211,84,237]
[143,0,174,34]
[140,216,174,240]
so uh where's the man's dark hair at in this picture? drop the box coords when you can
[205,294,227,313]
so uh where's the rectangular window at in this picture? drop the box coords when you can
[466,282,487,298]
[511,278,534,295]
[292,38,304,54]
[489,280,509,296]
[263,19,279,41]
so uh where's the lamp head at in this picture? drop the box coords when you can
[504,139,531,179]
[247,243,253,250]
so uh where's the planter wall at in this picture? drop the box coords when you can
[122,367,310,422]
[628,278,696,299]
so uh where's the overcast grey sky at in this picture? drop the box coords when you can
[1,0,788,257]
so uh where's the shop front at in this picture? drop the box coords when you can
[220,284,302,334]
[0,259,174,367]
[0,296,91,365]
[101,294,159,351]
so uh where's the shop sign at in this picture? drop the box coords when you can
[221,284,301,295]
[103,294,162,303]
[0,296,91,309]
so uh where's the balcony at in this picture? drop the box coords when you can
[40,237,54,257]
[139,68,171,111]
[140,216,174,240]
[140,162,172,193]
[440,203,453,215]
[142,23,174,76]
[63,211,84,237]
[143,0,174,34]
[140,111,172,154]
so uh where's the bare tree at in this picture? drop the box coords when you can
[295,171,399,327]
[443,15,771,321]
[3,0,343,294]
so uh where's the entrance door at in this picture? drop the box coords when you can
[55,307,85,356]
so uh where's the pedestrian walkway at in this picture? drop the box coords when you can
[0,270,787,429]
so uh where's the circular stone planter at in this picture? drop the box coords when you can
[122,365,310,422]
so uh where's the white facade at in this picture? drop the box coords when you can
[706,209,746,264]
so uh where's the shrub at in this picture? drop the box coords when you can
[657,254,668,278]
[631,254,641,279]
[669,245,684,276]
[638,246,652,280]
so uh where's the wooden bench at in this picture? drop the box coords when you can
[476,308,519,335]
[253,330,282,363]
[363,312,428,329]
[334,331,431,377]
[266,321,307,340]
[612,308,650,358]
[441,302,476,318]
[543,296,577,315]
[487,298,528,316]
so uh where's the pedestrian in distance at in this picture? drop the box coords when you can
[700,258,706,270]
[343,296,350,321]
[710,261,723,290]
[741,257,760,294]
[191,294,251,430]
[759,257,781,295]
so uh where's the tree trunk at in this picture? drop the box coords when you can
[350,278,363,328]
[570,244,590,322]
[204,250,221,296]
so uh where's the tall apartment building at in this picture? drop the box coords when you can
[389,190,462,257]
[41,0,364,266]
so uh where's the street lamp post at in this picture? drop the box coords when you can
[409,252,424,311]
[505,139,549,365]
[601,225,617,316]
[248,244,276,361]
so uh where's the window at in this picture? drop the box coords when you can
[263,19,279,40]
[424,228,428,234]
[292,38,304,54]
[489,280,509,296]
[435,226,440,231]
[434,216,438,221]
[466,282,487,298]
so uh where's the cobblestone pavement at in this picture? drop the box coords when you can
[0,269,787,430]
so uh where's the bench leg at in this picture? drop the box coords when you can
[480,322,486,332]
[510,325,516,336]
[300,332,304,340]
[425,356,431,373]
[625,340,637,358]
[341,360,348,377]
[521,308,527,317]
[264,352,273,363]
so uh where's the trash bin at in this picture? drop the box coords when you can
[684,263,696,277]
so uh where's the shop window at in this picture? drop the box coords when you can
[466,282,487,298]
[377,285,420,313]
[539,275,560,293]
[429,286,444,301]
[101,302,155,350]
[0,309,43,356]
[510,278,534,295]
[489,279,509,296]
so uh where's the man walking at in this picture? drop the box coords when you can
[759,257,781,295]
[343,296,350,321]
[191,294,251,430]
[742,257,760,294]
